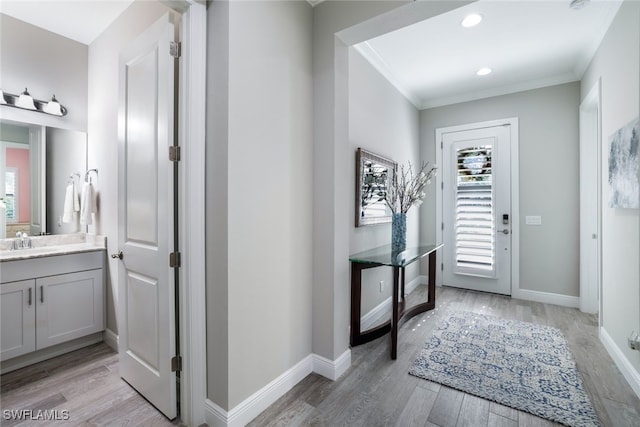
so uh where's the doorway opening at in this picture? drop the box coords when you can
[578,79,602,318]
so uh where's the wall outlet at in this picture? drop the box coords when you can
[628,331,640,351]
[525,215,542,225]
[379,280,384,293]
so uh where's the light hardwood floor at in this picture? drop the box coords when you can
[248,286,640,427]
[0,343,181,427]
[2,287,639,426]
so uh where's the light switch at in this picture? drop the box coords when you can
[526,215,542,225]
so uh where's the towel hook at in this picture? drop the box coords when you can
[85,168,98,183]
[68,172,80,184]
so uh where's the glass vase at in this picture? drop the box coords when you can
[391,213,407,262]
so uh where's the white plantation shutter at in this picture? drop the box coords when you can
[5,169,17,222]
[454,147,495,277]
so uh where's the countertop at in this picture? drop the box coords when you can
[0,234,106,262]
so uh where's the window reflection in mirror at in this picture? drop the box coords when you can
[355,148,396,227]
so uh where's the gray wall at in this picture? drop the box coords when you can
[206,0,230,410]
[0,14,87,132]
[348,48,421,315]
[87,0,173,335]
[206,0,313,410]
[581,0,640,377]
[419,82,581,297]
[311,0,466,363]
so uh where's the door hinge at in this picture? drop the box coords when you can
[441,222,444,231]
[170,41,181,58]
[441,181,444,190]
[169,251,181,268]
[441,263,444,271]
[171,355,182,372]
[441,141,444,149]
[169,146,181,162]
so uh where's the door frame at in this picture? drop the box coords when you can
[435,118,520,294]
[175,1,206,426]
[127,0,205,425]
[578,79,602,320]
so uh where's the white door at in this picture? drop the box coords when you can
[442,124,512,295]
[117,13,178,420]
[579,81,601,315]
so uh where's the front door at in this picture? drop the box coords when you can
[441,123,512,295]
[116,13,179,419]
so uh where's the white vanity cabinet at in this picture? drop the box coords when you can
[0,251,105,362]
[0,280,36,360]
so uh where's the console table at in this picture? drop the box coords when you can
[349,243,442,359]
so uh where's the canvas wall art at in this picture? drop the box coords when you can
[608,117,639,209]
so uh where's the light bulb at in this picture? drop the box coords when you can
[16,88,36,110]
[44,95,63,116]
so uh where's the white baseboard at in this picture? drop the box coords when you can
[361,275,427,330]
[361,297,392,330]
[600,327,640,399]
[103,329,118,352]
[205,355,313,427]
[512,288,579,308]
[204,350,352,427]
[312,349,351,381]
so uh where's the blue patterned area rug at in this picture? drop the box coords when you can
[409,311,600,427]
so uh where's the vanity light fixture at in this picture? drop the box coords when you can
[477,67,492,76]
[461,13,482,28]
[16,88,36,110]
[0,88,67,116]
[43,95,63,116]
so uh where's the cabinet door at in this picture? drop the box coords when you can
[36,269,104,350]
[1,280,36,361]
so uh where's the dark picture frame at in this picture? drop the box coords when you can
[355,148,396,227]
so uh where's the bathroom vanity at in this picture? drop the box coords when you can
[0,234,106,373]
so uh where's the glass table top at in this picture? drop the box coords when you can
[349,243,443,267]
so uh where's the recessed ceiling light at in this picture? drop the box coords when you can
[569,0,590,10]
[461,14,482,28]
[477,67,492,76]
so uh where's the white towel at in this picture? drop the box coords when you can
[80,182,96,226]
[73,181,80,212]
[62,183,74,223]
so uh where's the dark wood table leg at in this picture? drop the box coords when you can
[391,265,400,360]
[428,250,436,305]
[350,262,363,347]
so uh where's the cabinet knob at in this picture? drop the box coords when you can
[111,251,123,260]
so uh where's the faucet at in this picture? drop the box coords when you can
[12,232,32,250]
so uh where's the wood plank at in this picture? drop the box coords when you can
[490,402,518,421]
[456,394,489,427]
[394,384,438,427]
[427,386,464,427]
[487,411,518,427]
[2,287,639,427]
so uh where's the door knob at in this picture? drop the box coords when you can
[499,229,510,235]
[111,251,123,260]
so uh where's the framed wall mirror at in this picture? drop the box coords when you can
[0,119,87,238]
[355,148,396,227]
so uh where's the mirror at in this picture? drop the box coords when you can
[0,119,87,238]
[355,148,396,227]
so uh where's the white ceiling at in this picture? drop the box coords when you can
[0,0,135,45]
[354,0,622,109]
[0,0,622,107]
